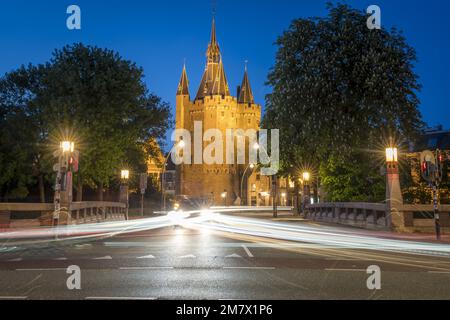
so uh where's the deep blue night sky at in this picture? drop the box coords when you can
[1,0,449,148]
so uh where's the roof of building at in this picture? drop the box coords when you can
[194,18,231,100]
[176,64,190,96]
[410,126,450,152]
[238,67,254,104]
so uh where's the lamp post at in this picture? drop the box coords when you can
[385,145,404,232]
[53,141,75,227]
[302,171,311,216]
[161,140,185,212]
[120,170,130,220]
[240,163,255,206]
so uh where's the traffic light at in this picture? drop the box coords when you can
[421,160,431,181]
[435,149,445,183]
[420,150,436,183]
[422,160,428,176]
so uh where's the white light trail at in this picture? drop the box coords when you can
[1,207,449,259]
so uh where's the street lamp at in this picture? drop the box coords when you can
[120,169,130,220]
[53,140,76,228]
[240,163,255,205]
[302,171,311,183]
[301,171,311,216]
[61,141,75,153]
[121,170,130,180]
[161,140,185,211]
[385,147,398,163]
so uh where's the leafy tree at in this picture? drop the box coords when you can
[319,152,385,202]
[0,66,45,201]
[0,43,171,201]
[263,3,423,201]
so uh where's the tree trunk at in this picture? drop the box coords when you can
[76,176,83,202]
[38,174,46,203]
[97,182,103,202]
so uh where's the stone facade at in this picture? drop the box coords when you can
[175,19,261,205]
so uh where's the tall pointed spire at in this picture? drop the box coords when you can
[196,18,230,100]
[176,63,190,97]
[212,59,230,96]
[238,64,254,104]
[210,17,217,45]
[206,17,220,64]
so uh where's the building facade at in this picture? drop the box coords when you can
[175,19,262,205]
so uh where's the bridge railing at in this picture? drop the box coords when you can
[69,202,127,224]
[305,202,389,230]
[0,202,126,228]
[398,204,450,232]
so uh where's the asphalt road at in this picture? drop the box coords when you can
[1,216,450,300]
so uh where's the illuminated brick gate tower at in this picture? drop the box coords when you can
[175,18,261,205]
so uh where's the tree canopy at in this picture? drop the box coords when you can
[0,43,171,201]
[262,3,424,201]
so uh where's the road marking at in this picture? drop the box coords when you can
[428,271,450,274]
[85,297,157,300]
[242,245,254,258]
[0,296,27,300]
[324,258,363,261]
[93,256,113,260]
[325,268,366,272]
[16,268,66,271]
[137,254,155,259]
[103,242,152,247]
[178,254,196,259]
[53,257,68,261]
[119,267,174,270]
[225,253,242,258]
[223,266,275,270]
[74,244,92,249]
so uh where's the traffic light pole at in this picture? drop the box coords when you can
[420,149,445,241]
[432,184,441,240]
